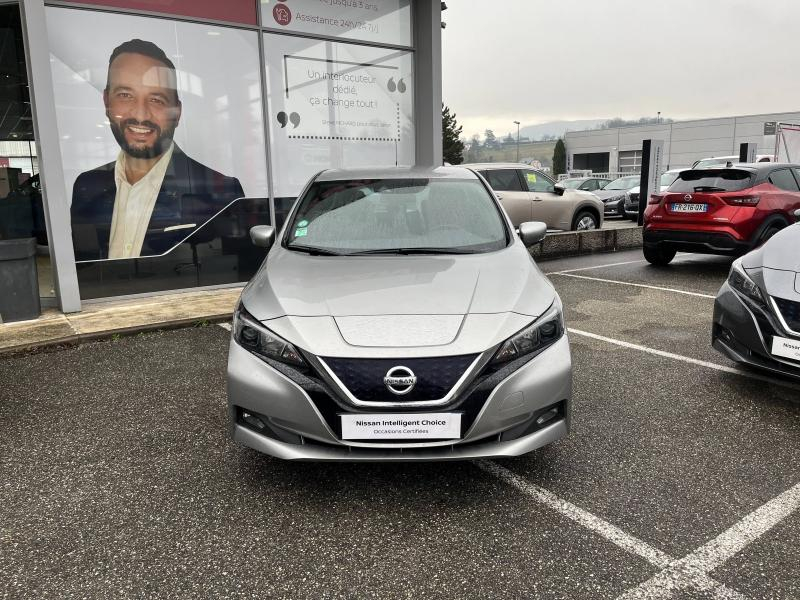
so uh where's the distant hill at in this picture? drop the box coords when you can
[515,119,609,141]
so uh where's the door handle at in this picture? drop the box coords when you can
[532,196,543,202]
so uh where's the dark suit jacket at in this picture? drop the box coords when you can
[71,145,244,260]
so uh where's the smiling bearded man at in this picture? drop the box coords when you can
[70,39,244,260]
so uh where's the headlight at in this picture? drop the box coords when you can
[492,298,565,365]
[233,304,306,368]
[728,260,764,305]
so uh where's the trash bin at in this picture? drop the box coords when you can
[0,237,41,323]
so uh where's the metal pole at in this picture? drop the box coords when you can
[513,120,520,162]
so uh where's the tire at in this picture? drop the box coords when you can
[757,223,783,247]
[572,210,599,231]
[643,245,676,266]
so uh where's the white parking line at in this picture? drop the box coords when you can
[550,272,716,299]
[568,328,800,391]
[617,482,800,600]
[475,460,749,599]
[546,259,647,274]
[218,322,232,331]
[474,459,672,567]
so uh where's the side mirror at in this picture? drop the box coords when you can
[794,208,800,222]
[250,225,275,249]
[518,221,547,246]
[553,185,565,196]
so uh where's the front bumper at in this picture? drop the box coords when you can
[227,335,572,461]
[603,198,625,217]
[712,282,800,381]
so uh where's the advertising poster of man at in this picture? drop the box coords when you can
[45,7,267,262]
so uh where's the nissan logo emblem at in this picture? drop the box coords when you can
[684,194,693,201]
[383,366,417,395]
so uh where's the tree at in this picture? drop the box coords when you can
[553,138,566,177]
[484,129,498,149]
[442,104,465,164]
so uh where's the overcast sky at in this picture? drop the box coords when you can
[441,0,800,138]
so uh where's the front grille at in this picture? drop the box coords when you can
[774,296,800,332]
[321,355,478,403]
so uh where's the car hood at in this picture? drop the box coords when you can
[742,225,800,298]
[239,243,557,354]
[743,225,800,273]
[593,189,630,200]
[242,242,555,320]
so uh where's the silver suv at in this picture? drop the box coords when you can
[226,166,572,461]
[464,163,604,231]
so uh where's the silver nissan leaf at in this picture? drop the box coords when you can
[226,166,572,461]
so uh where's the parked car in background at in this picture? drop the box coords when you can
[227,166,572,461]
[593,175,640,218]
[712,215,800,380]
[624,169,686,220]
[465,163,604,231]
[643,163,800,265]
[556,177,611,192]
[693,155,772,169]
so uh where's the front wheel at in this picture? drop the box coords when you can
[572,211,598,231]
[643,245,676,266]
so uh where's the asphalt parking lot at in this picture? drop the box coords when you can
[2,249,798,599]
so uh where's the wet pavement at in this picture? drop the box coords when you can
[1,249,798,599]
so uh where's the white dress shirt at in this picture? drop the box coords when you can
[107,143,175,259]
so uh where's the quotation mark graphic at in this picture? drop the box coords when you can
[387,77,407,93]
[277,111,301,128]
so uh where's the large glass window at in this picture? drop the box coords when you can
[0,4,53,300]
[46,6,269,298]
[263,32,415,201]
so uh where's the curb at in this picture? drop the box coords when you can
[530,227,642,260]
[0,313,232,358]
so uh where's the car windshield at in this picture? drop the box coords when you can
[558,179,583,189]
[660,172,679,187]
[667,169,754,193]
[285,178,508,254]
[604,176,639,190]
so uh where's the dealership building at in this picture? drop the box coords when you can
[564,111,800,174]
[0,0,442,321]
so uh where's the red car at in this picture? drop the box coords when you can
[643,163,800,265]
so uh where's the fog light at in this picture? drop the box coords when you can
[241,410,267,431]
[535,408,559,427]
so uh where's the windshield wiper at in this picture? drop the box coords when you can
[285,244,343,256]
[347,247,475,255]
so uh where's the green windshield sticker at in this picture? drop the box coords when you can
[295,227,308,238]
[526,173,537,183]
[297,220,308,227]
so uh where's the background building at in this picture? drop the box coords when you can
[565,111,800,173]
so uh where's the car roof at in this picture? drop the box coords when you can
[461,162,543,170]
[315,166,479,181]
[688,162,799,173]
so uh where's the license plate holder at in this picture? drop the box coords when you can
[340,413,462,440]
[670,203,708,213]
[771,336,800,362]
